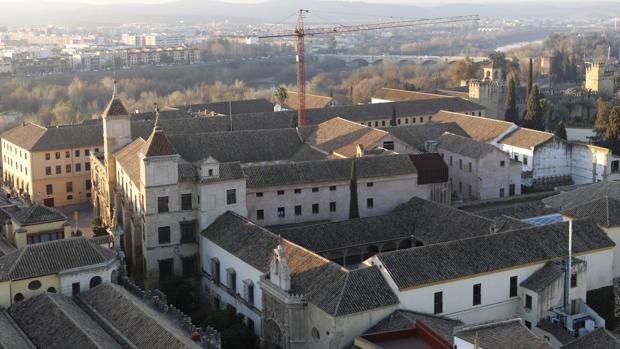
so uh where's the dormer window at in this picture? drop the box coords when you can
[208,169,213,176]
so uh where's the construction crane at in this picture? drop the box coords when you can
[255,11,479,126]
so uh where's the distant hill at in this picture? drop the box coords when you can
[0,0,619,26]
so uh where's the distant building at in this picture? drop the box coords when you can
[585,63,619,98]
[281,91,338,110]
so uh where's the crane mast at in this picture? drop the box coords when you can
[258,12,479,127]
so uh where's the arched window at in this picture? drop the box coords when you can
[89,276,102,288]
[47,287,57,293]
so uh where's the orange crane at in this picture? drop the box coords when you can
[256,11,479,126]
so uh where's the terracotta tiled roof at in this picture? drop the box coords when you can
[499,127,556,149]
[432,110,515,142]
[285,91,334,110]
[144,129,177,157]
[455,319,551,349]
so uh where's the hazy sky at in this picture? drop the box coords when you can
[0,0,616,3]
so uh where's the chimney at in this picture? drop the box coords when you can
[355,144,364,157]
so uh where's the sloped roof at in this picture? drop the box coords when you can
[114,138,147,186]
[2,123,102,151]
[373,88,453,102]
[381,122,469,152]
[499,127,556,149]
[437,132,500,159]
[0,237,117,282]
[561,196,620,227]
[8,293,122,349]
[408,153,449,184]
[543,181,620,211]
[10,204,66,226]
[377,219,614,290]
[284,91,334,110]
[103,97,129,117]
[561,328,620,349]
[144,129,177,157]
[302,117,388,157]
[432,110,515,142]
[201,212,399,316]
[0,309,35,349]
[365,310,462,344]
[455,319,551,349]
[242,154,417,189]
[79,283,201,349]
[520,259,584,292]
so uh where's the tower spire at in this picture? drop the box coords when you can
[154,103,161,131]
[112,72,117,97]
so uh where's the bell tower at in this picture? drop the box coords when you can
[102,79,131,216]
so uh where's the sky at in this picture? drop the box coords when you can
[0,0,617,3]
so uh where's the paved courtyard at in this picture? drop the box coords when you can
[57,203,95,239]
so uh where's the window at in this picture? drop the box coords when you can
[277,190,284,195]
[28,280,42,290]
[523,156,528,165]
[247,283,255,305]
[85,149,90,156]
[510,276,518,297]
[89,276,102,288]
[514,154,519,161]
[14,293,24,302]
[180,222,196,243]
[47,287,56,293]
[226,189,236,205]
[72,282,80,295]
[55,152,60,159]
[499,188,505,197]
[312,203,319,214]
[434,292,443,314]
[45,153,50,160]
[459,182,462,193]
[295,205,302,216]
[256,192,263,197]
[257,209,264,220]
[509,184,515,196]
[367,182,374,187]
[45,166,51,176]
[181,193,192,210]
[500,160,505,167]
[412,117,416,124]
[227,268,237,292]
[278,207,285,217]
[312,187,319,192]
[468,162,472,172]
[571,273,577,288]
[381,120,386,126]
[405,118,409,124]
[211,258,221,283]
[329,186,336,191]
[367,198,374,208]
[382,141,394,150]
[182,255,197,276]
[65,151,70,158]
[55,165,61,174]
[46,184,53,195]
[330,202,336,212]
[158,226,171,244]
[159,259,173,280]
[157,196,169,213]
[294,188,302,194]
[75,150,80,157]
[65,164,71,173]
[66,181,73,193]
[525,294,532,309]
[449,156,453,165]
[459,159,463,169]
[525,321,532,330]
[473,283,481,305]
[67,195,73,200]
[85,162,91,171]
[75,163,81,172]
[95,148,99,152]
[85,180,92,190]
[468,185,472,196]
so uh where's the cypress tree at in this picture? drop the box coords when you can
[505,77,518,122]
[524,85,544,130]
[527,58,533,98]
[390,107,397,126]
[555,121,567,140]
[595,97,609,142]
[605,106,620,153]
[349,157,359,219]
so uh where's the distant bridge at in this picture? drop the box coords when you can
[314,54,488,65]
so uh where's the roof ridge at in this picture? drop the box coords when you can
[332,271,350,316]
[436,110,514,125]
